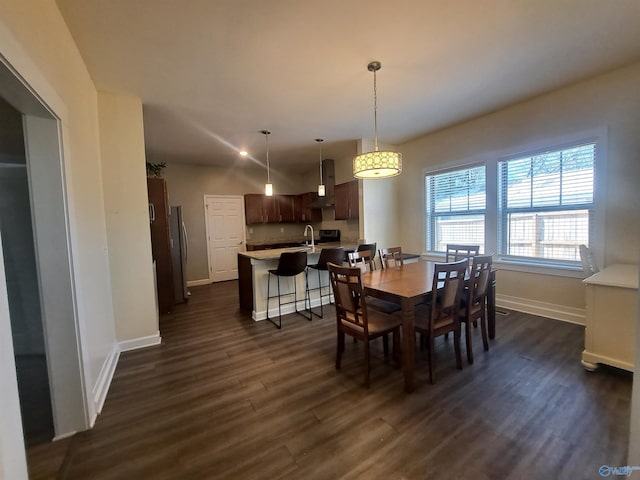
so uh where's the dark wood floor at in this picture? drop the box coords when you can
[28,280,631,479]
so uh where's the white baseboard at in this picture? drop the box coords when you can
[119,332,162,352]
[496,294,585,325]
[187,278,212,287]
[53,431,77,442]
[89,332,162,426]
[92,342,120,419]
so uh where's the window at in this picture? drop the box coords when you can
[425,165,486,253]
[498,143,595,263]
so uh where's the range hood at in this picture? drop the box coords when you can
[309,159,336,208]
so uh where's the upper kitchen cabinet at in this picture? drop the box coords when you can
[295,192,322,223]
[276,195,296,223]
[245,194,277,224]
[334,180,359,220]
[244,194,297,224]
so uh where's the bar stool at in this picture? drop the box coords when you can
[266,250,311,329]
[307,247,344,318]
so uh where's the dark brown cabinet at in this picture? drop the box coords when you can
[296,192,322,223]
[244,194,277,224]
[276,195,296,223]
[244,193,320,224]
[334,180,359,220]
[147,178,175,313]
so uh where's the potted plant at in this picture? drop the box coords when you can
[146,162,167,178]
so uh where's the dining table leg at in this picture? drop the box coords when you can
[401,297,415,392]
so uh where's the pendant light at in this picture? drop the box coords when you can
[316,138,325,196]
[353,61,402,179]
[261,130,273,196]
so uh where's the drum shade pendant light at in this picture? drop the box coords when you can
[261,130,273,196]
[353,61,402,179]
[316,138,325,196]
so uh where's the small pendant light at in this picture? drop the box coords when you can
[316,138,325,197]
[261,130,273,196]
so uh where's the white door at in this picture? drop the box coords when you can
[205,195,245,282]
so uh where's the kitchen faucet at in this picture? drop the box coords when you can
[304,224,315,252]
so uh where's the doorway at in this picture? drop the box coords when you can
[204,195,246,282]
[0,97,53,446]
[0,53,88,461]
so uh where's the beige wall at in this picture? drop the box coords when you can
[98,91,158,341]
[397,62,640,311]
[0,1,164,467]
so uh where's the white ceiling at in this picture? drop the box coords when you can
[55,0,640,174]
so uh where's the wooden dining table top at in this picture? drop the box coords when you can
[361,260,439,301]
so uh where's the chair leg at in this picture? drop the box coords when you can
[429,334,436,384]
[317,268,323,318]
[465,320,474,364]
[454,326,463,370]
[364,338,370,388]
[393,329,401,365]
[382,334,389,357]
[336,331,344,369]
[266,272,282,329]
[480,311,489,351]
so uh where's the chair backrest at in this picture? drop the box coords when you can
[317,247,345,269]
[467,254,493,308]
[430,259,468,328]
[348,250,375,272]
[445,244,480,263]
[579,244,599,276]
[275,250,308,276]
[327,262,369,334]
[379,246,403,269]
[356,243,377,260]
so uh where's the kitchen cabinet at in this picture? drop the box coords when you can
[296,192,322,223]
[147,177,175,313]
[245,193,319,224]
[244,194,277,224]
[334,180,359,220]
[276,195,296,223]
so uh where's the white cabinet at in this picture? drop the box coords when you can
[582,264,639,372]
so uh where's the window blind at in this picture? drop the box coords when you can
[498,143,595,262]
[425,165,486,252]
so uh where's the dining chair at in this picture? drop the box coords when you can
[445,244,480,263]
[379,246,403,269]
[579,244,599,276]
[459,254,493,364]
[307,247,344,318]
[327,262,401,388]
[266,250,311,329]
[348,250,375,272]
[414,259,468,383]
[349,249,400,314]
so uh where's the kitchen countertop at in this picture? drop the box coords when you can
[239,242,356,261]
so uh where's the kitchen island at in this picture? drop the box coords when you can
[238,243,356,321]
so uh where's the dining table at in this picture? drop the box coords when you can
[361,259,496,392]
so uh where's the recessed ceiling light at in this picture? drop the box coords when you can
[239,150,248,157]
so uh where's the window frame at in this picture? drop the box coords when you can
[424,162,487,254]
[422,128,607,278]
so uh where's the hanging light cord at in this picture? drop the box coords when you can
[264,131,271,183]
[317,139,323,185]
[373,66,379,152]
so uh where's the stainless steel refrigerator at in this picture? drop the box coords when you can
[169,205,189,303]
